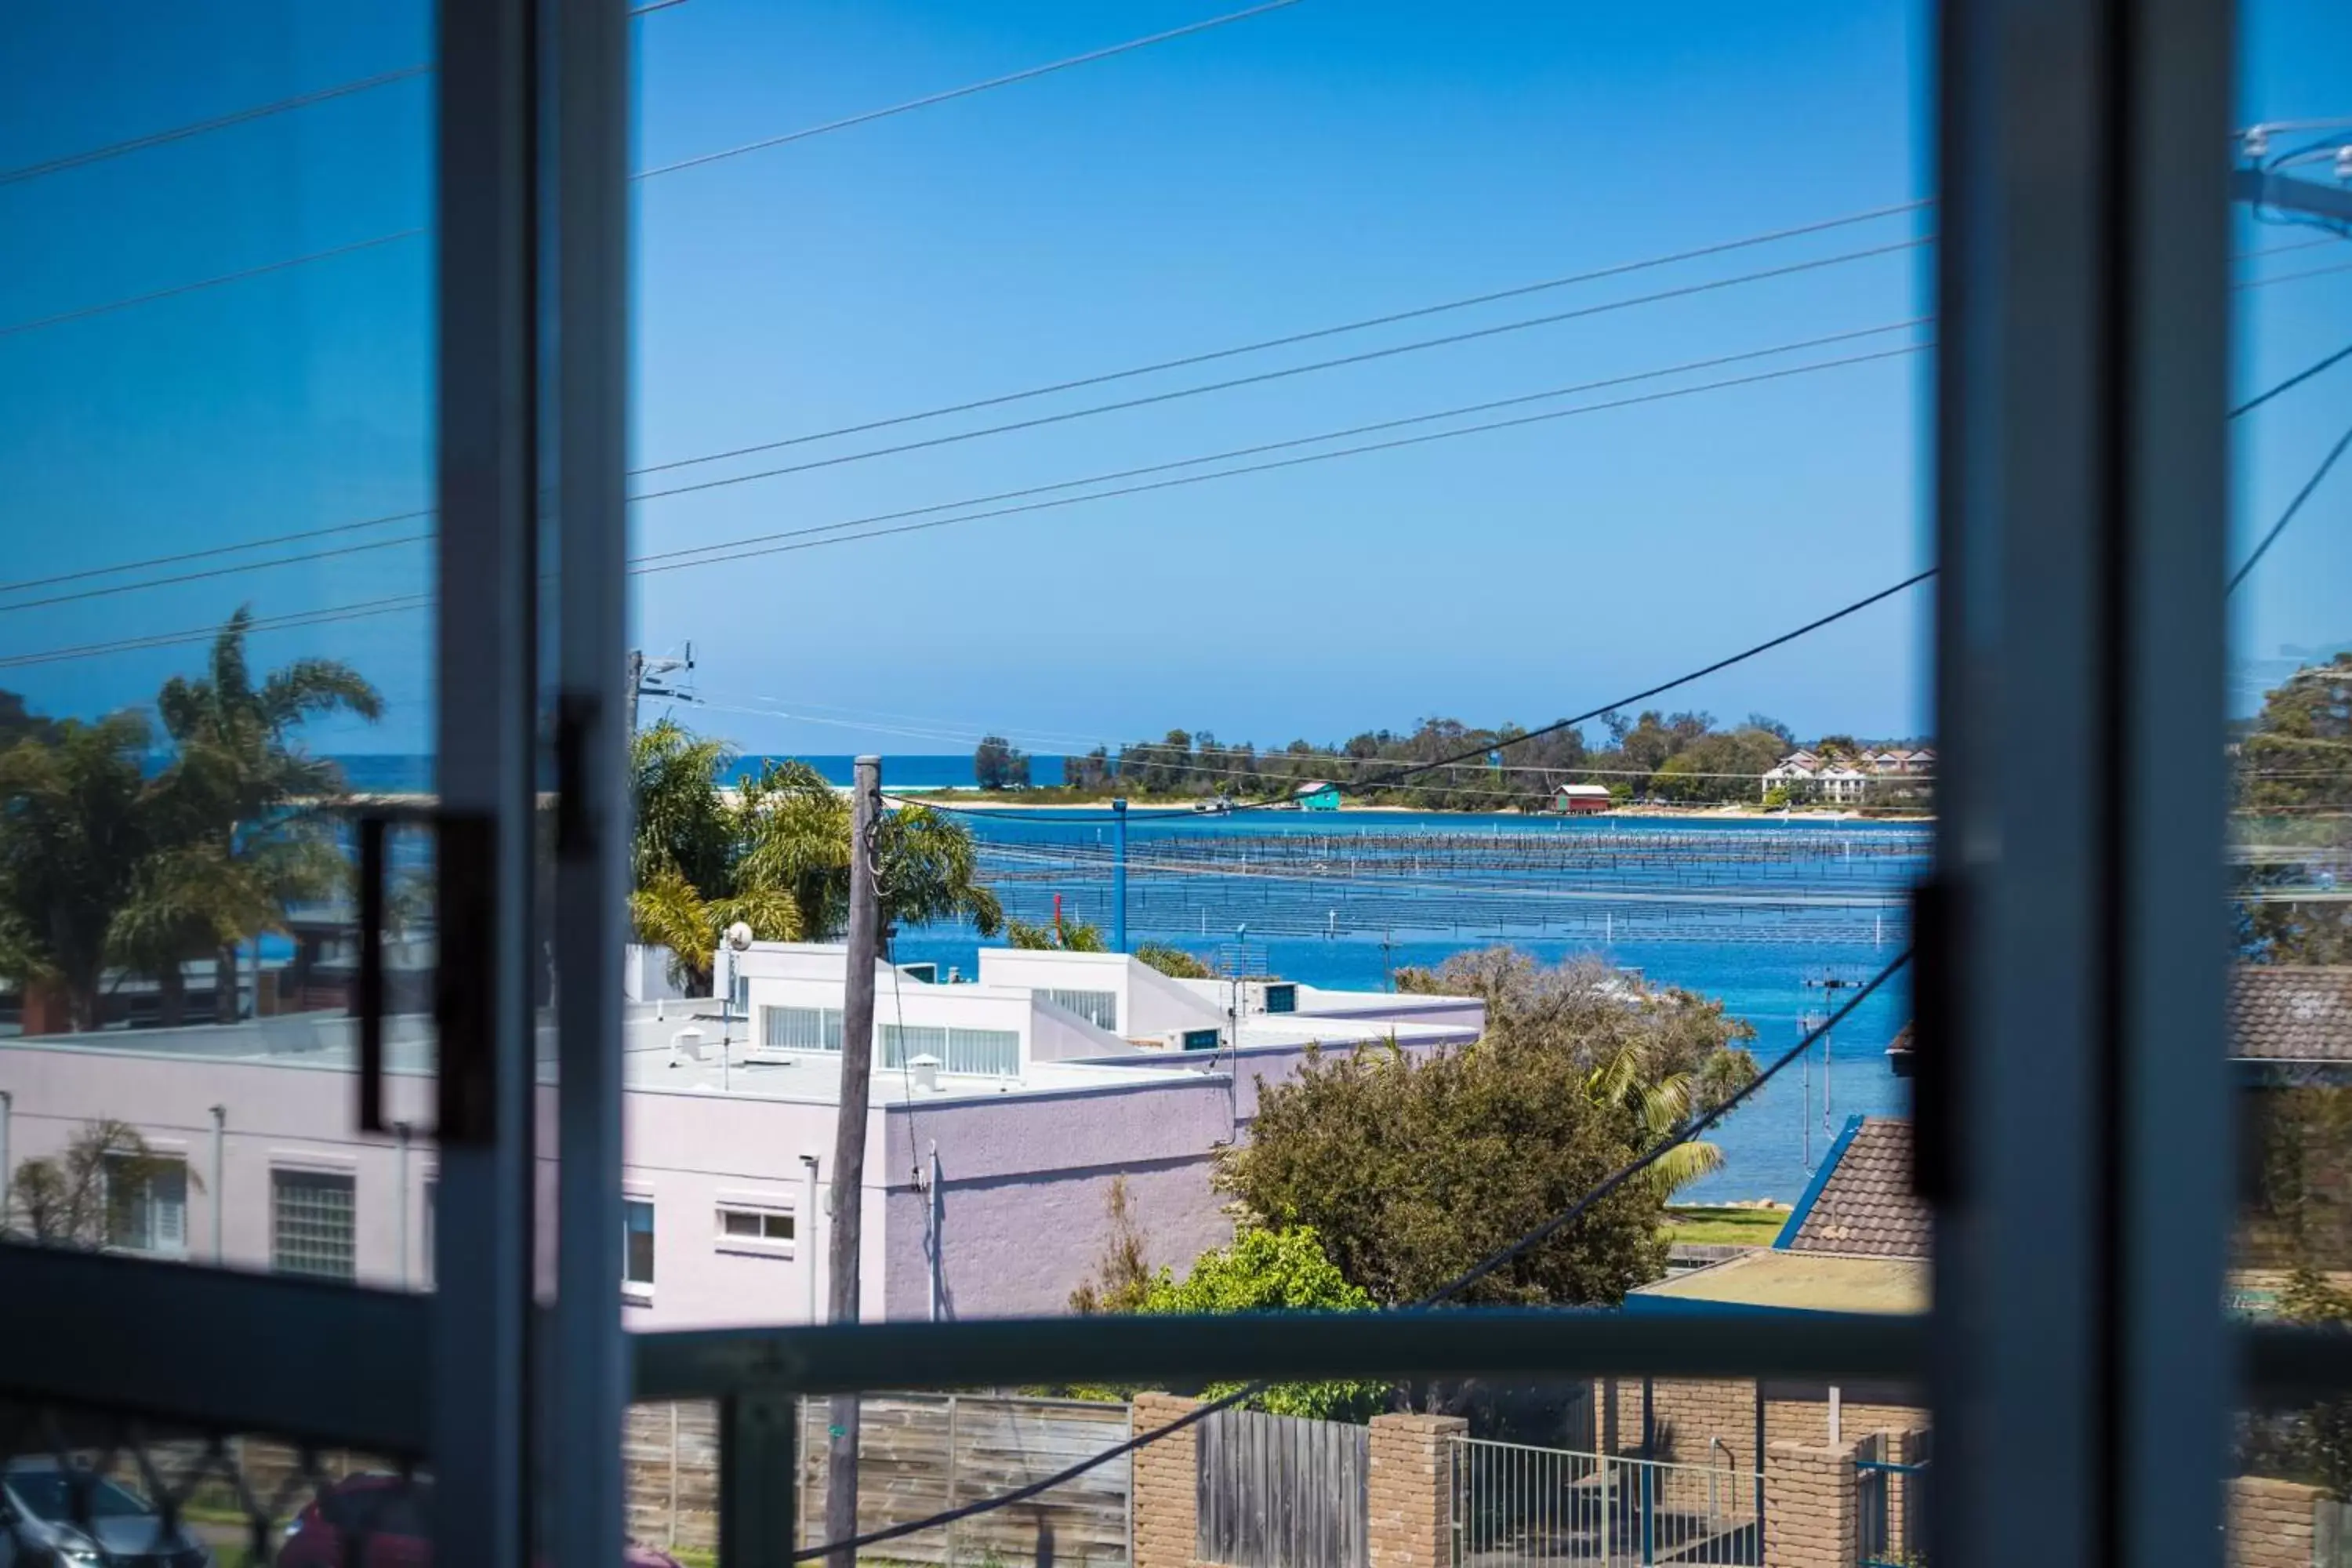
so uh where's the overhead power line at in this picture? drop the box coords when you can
[785,948,1914,1563]
[2228,417,2352,591]
[0,67,432,188]
[633,0,1307,180]
[629,344,1928,575]
[6,313,2343,666]
[0,1,1282,337]
[0,229,423,339]
[11,201,1935,587]
[3,323,1929,612]
[630,201,1934,477]
[627,239,1930,505]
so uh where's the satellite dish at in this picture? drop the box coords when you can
[724,922,755,952]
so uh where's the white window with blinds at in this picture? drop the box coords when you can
[881,1024,1021,1077]
[105,1153,187,1258]
[1042,988,1119,1031]
[761,1005,843,1051]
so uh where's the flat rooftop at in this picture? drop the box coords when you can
[0,1005,1205,1107]
[1628,1249,1929,1316]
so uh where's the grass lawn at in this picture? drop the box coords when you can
[1661,1205,1790,1246]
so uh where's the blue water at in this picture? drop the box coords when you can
[328,755,1919,1203]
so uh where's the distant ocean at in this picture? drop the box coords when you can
[331,753,1068,791]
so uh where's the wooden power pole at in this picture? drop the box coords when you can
[825,755,883,1568]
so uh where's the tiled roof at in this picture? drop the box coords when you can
[1784,1117,1929,1260]
[1877,968,2352,1065]
[2233,966,2352,1061]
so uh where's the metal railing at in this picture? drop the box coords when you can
[1452,1437,1762,1568]
[1855,1441,1928,1568]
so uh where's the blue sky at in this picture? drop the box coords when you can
[1,0,2346,758]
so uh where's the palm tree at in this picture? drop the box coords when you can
[154,608,383,1023]
[0,713,162,1031]
[629,722,1003,989]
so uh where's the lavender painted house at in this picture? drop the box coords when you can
[0,944,1479,1330]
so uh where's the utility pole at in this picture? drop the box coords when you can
[625,644,696,737]
[824,755,883,1568]
[1112,798,1129,953]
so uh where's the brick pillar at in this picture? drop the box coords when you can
[2227,1475,2326,1568]
[1765,1441,1855,1568]
[1131,1393,1201,1568]
[1367,1412,1468,1568]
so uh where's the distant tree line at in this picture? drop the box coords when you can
[984,712,1932,810]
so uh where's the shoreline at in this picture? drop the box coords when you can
[885,792,1930,823]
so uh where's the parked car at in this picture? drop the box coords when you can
[278,1475,683,1568]
[0,1458,212,1568]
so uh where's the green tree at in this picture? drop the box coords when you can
[0,714,162,1031]
[0,691,54,751]
[2235,656,2352,963]
[1135,942,1214,979]
[1066,1185,1386,1420]
[973,735,1030,791]
[630,722,1004,989]
[1228,950,1755,1306]
[1007,916,1108,952]
[1138,1228,1389,1420]
[154,608,382,1022]
[5,1120,198,1247]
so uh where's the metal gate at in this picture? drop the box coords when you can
[1451,1438,1761,1568]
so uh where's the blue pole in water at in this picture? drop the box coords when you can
[1112,797,1129,953]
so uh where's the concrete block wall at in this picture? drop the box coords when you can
[2227,1475,2327,1568]
[1131,1393,1203,1568]
[1366,1413,1467,1568]
[1764,1442,1855,1568]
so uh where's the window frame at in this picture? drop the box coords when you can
[103,1151,189,1260]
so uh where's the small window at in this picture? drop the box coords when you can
[717,1206,795,1247]
[1264,984,1298,1014]
[762,1005,842,1051]
[1182,1029,1221,1051]
[1044,988,1119,1030]
[106,1152,187,1256]
[623,1199,655,1289]
[272,1170,356,1281]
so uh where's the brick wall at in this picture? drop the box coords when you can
[2228,1475,2326,1568]
[1764,1442,1855,1568]
[1595,1377,1762,1469]
[1132,1392,1203,1568]
[1764,1396,1926,1453]
[1366,1413,1466,1568]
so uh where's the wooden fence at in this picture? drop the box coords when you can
[626,1395,1134,1564]
[1197,1406,1369,1568]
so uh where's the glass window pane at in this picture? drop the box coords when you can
[271,1170,356,1281]
[721,1209,760,1237]
[0,0,440,1301]
[626,1199,656,1287]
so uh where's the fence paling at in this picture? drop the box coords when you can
[1451,1437,1762,1568]
[1198,1406,1369,1568]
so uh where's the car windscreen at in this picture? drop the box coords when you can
[6,1472,151,1523]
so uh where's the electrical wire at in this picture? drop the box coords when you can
[2228,417,2352,592]
[0,322,1929,613]
[0,67,432,188]
[633,0,1306,181]
[626,241,1929,506]
[0,229,423,339]
[630,345,1929,577]
[631,202,1933,477]
[786,946,1913,1563]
